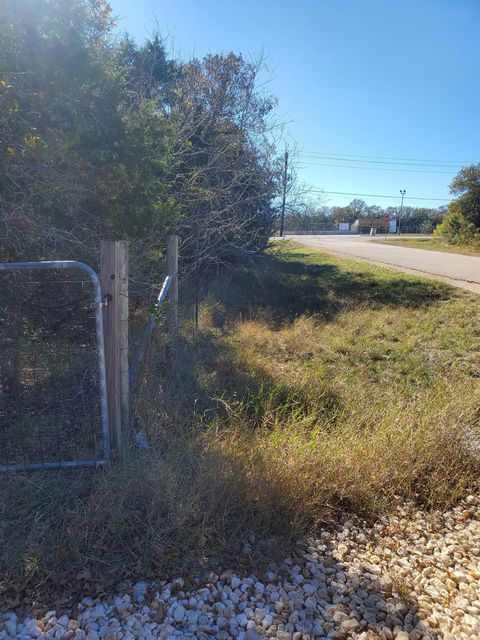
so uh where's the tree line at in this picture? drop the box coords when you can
[286,166,480,240]
[284,198,446,233]
[0,0,284,293]
[2,0,478,287]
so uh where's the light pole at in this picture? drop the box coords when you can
[398,189,406,234]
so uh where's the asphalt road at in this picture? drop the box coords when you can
[287,235,480,293]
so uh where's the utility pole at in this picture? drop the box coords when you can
[279,150,289,237]
[398,189,406,234]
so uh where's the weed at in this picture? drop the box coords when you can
[1,243,480,603]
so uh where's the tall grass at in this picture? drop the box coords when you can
[1,243,480,601]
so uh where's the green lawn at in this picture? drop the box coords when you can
[377,237,480,256]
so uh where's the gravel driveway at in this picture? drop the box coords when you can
[3,496,480,639]
[287,235,480,294]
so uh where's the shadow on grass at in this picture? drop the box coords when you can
[186,250,455,333]
[0,445,437,640]
[0,249,465,617]
[161,248,456,433]
[0,461,438,640]
[164,330,343,435]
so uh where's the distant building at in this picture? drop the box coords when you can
[351,218,392,234]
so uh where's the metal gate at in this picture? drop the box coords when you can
[0,261,109,471]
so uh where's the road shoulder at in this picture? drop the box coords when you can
[290,238,480,295]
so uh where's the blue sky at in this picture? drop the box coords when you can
[109,0,480,209]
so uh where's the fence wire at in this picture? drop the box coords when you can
[278,222,435,235]
[129,275,172,390]
[0,266,107,470]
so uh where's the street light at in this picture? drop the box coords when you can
[398,189,406,234]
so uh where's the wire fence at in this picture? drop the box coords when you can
[0,263,109,471]
[277,222,436,235]
[127,274,174,451]
[129,275,172,391]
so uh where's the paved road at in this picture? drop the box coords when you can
[287,235,480,292]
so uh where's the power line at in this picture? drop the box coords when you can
[296,161,456,174]
[310,189,451,203]
[299,151,477,164]
[298,155,462,169]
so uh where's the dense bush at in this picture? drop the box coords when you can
[435,164,480,245]
[0,0,281,286]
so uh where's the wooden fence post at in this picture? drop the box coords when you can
[166,234,178,338]
[100,240,129,453]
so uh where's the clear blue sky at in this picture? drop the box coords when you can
[109,0,480,209]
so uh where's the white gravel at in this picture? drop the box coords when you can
[2,496,480,640]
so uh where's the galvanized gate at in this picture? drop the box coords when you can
[0,261,110,471]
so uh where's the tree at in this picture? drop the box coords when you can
[366,205,383,217]
[0,0,177,269]
[1,2,285,297]
[330,206,350,224]
[435,165,480,244]
[449,164,480,228]
[348,199,368,219]
[164,53,280,279]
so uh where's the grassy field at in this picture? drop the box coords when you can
[377,237,480,256]
[2,242,480,604]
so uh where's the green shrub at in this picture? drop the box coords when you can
[435,201,480,245]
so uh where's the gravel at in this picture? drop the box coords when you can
[2,495,480,639]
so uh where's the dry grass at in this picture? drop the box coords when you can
[1,242,480,604]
